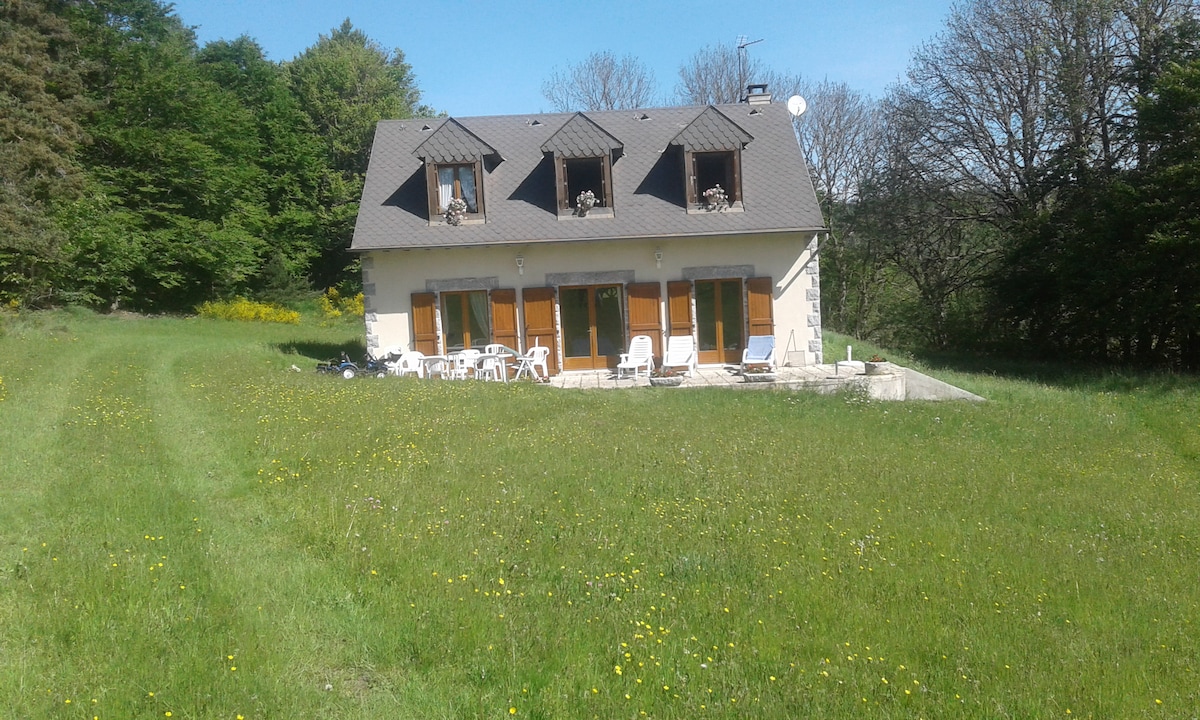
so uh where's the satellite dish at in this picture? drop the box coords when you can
[787,95,807,117]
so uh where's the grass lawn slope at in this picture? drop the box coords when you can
[1,311,1197,718]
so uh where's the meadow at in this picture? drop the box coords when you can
[1,310,1197,719]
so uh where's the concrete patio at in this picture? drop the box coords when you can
[545,362,984,401]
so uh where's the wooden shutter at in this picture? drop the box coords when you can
[471,159,485,216]
[730,151,742,203]
[684,151,697,205]
[601,156,613,207]
[425,163,439,216]
[557,157,568,210]
[490,288,519,350]
[746,277,775,336]
[667,281,693,336]
[411,292,438,354]
[626,282,663,359]
[522,287,559,375]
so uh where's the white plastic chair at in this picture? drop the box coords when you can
[422,355,450,379]
[740,335,776,373]
[475,353,507,382]
[617,335,654,379]
[514,346,550,381]
[449,349,481,380]
[386,350,426,378]
[661,335,697,377]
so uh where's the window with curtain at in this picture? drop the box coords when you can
[437,164,478,213]
[441,291,490,350]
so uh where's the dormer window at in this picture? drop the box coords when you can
[437,163,479,213]
[692,151,740,206]
[670,106,754,213]
[542,112,623,219]
[413,118,500,225]
[561,156,611,213]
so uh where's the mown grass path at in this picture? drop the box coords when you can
[2,311,1198,719]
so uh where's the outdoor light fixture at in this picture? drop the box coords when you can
[654,248,663,269]
[515,255,524,275]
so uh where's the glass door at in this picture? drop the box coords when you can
[441,290,490,351]
[695,279,743,365]
[560,285,624,370]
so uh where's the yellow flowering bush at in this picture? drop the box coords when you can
[318,288,365,319]
[195,297,300,324]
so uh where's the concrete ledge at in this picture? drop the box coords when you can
[903,367,985,402]
[546,362,984,401]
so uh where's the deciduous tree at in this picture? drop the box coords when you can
[676,42,768,105]
[287,19,425,178]
[541,51,657,111]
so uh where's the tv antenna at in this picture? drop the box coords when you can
[737,35,764,102]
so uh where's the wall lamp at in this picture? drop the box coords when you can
[654,248,663,269]
[515,254,524,275]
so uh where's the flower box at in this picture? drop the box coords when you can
[648,375,684,387]
[864,361,892,376]
[742,373,777,383]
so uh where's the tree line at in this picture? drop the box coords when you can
[829,0,1200,369]
[6,0,1199,368]
[546,2,1200,370]
[2,0,427,312]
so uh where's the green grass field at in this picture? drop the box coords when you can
[2,310,1197,719]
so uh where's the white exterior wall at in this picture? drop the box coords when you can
[361,232,823,367]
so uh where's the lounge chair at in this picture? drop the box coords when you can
[616,335,654,379]
[660,335,697,377]
[740,335,776,373]
[514,346,550,381]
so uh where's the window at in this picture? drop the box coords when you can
[436,164,479,213]
[441,291,490,351]
[414,117,496,223]
[690,150,741,207]
[541,113,622,217]
[559,156,612,213]
[414,289,518,355]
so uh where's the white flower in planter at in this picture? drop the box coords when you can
[444,198,468,225]
[703,185,728,211]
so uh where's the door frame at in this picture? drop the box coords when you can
[694,278,745,365]
[559,283,625,371]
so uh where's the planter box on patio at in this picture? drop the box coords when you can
[648,376,684,387]
[742,373,777,383]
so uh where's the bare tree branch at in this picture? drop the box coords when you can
[676,43,769,105]
[790,79,883,205]
[541,51,657,111]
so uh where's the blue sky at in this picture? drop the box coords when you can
[169,0,955,116]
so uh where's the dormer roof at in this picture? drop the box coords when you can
[540,112,624,159]
[669,105,754,152]
[413,117,501,163]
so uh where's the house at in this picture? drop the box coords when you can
[350,93,825,375]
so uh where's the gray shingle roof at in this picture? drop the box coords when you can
[669,105,754,152]
[412,118,499,163]
[540,112,624,158]
[352,102,824,251]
